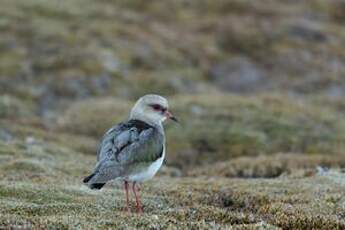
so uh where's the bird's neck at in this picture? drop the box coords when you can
[129,113,163,130]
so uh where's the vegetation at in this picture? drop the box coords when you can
[1,0,345,228]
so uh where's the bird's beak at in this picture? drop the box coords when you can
[165,110,179,123]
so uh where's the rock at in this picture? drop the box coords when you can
[327,84,345,98]
[0,129,13,142]
[288,20,327,42]
[209,57,266,93]
[98,50,120,73]
[316,166,329,176]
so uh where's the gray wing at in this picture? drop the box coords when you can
[116,128,164,164]
[96,122,128,161]
[87,124,164,184]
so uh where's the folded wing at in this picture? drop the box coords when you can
[84,120,164,187]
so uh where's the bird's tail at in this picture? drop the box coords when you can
[83,173,106,190]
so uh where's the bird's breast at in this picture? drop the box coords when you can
[128,148,165,182]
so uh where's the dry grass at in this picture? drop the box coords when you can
[54,94,345,172]
[189,153,345,178]
[1,137,345,229]
[1,0,345,228]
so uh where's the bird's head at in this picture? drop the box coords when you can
[129,94,178,126]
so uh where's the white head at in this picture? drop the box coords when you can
[129,94,178,126]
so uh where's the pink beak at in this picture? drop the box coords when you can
[165,110,178,123]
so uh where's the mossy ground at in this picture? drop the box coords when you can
[1,93,345,229]
[1,137,345,229]
[1,0,345,229]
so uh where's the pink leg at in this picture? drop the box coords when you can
[132,182,142,214]
[123,181,130,214]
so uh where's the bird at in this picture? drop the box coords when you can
[83,94,178,214]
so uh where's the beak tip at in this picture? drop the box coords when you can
[165,110,178,123]
[170,116,179,123]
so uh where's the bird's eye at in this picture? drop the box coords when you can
[150,104,162,111]
[150,104,167,113]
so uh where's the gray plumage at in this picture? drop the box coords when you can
[83,94,177,193]
[83,119,164,188]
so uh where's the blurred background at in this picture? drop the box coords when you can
[1,0,345,176]
[1,0,345,228]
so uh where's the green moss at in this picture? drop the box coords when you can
[0,95,35,119]
[56,98,131,137]
[166,94,345,169]
[1,160,47,173]
[1,0,345,228]
[0,184,75,205]
[8,139,343,229]
[190,153,345,178]
[54,93,345,171]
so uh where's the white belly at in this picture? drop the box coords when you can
[128,149,165,182]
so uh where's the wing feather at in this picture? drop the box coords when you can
[96,122,127,161]
[117,128,164,164]
[87,120,164,185]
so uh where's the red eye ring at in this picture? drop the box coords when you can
[151,104,162,111]
[150,104,167,113]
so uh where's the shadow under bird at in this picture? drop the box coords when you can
[83,94,178,214]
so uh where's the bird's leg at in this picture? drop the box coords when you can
[123,181,130,214]
[132,182,142,214]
